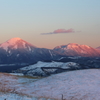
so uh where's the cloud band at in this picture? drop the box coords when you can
[41,28,75,35]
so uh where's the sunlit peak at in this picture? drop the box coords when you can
[9,37,22,41]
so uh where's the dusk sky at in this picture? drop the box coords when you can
[0,0,100,49]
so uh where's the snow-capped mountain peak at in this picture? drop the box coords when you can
[67,43,91,50]
[53,43,100,57]
[6,37,22,45]
[55,43,90,49]
[0,37,36,51]
[0,38,59,64]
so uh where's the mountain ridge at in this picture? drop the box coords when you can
[53,43,100,57]
[0,38,100,64]
[0,38,59,64]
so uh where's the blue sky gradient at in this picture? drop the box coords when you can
[0,0,100,48]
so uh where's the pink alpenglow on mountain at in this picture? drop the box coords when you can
[53,43,100,57]
[0,37,36,51]
[0,37,58,64]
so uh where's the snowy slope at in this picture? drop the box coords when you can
[18,61,80,76]
[0,73,54,100]
[1,69,100,100]
[21,61,79,70]
[27,69,100,100]
[53,43,100,57]
[0,37,36,51]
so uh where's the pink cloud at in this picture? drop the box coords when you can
[54,29,74,33]
[41,28,75,35]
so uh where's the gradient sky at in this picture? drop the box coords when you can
[0,0,100,49]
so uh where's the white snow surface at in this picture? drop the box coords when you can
[49,50,53,57]
[21,61,79,70]
[0,93,37,100]
[20,61,79,76]
[29,69,100,100]
[0,69,100,100]
[10,73,24,76]
[68,56,81,59]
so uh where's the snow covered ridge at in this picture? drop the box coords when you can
[53,43,100,57]
[15,61,80,77]
[1,69,100,100]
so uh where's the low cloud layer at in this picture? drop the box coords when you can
[41,29,75,35]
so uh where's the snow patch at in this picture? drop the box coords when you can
[10,73,24,76]
[49,50,53,57]
[58,57,66,60]
[81,50,87,54]
[28,46,32,51]
[17,54,19,57]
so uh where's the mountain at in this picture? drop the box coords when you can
[14,61,80,76]
[53,43,100,57]
[0,37,36,51]
[0,38,59,64]
[0,38,100,66]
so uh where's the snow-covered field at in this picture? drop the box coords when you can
[0,69,100,100]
